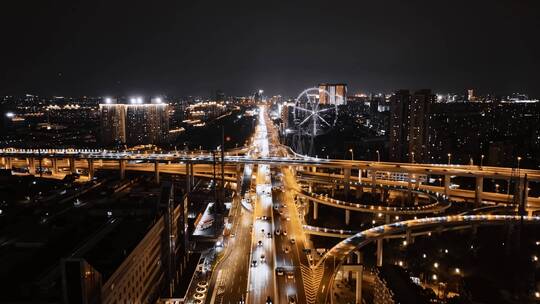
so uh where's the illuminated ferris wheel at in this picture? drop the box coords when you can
[292,87,340,156]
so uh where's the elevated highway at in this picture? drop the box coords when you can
[311,214,540,303]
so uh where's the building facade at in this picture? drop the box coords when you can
[389,89,435,163]
[99,99,169,147]
[99,103,126,146]
[319,83,347,105]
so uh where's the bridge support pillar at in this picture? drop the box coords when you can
[407,177,413,204]
[344,167,351,198]
[355,250,362,264]
[308,182,313,193]
[186,162,192,192]
[190,163,195,187]
[313,201,318,220]
[154,161,160,184]
[52,158,58,174]
[406,229,413,244]
[4,157,12,170]
[345,209,351,225]
[88,159,94,179]
[371,171,377,193]
[28,158,36,175]
[356,184,362,199]
[69,157,76,174]
[119,160,126,179]
[355,265,364,304]
[376,239,383,267]
[475,176,483,207]
[444,174,451,196]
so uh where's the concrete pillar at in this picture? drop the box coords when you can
[313,201,318,220]
[52,158,58,174]
[154,161,160,184]
[345,209,351,225]
[355,265,363,304]
[355,184,362,199]
[444,174,451,196]
[88,159,94,179]
[0,157,4,167]
[69,157,76,174]
[371,171,377,193]
[406,229,413,244]
[344,167,351,198]
[355,251,362,264]
[475,176,483,206]
[190,163,195,187]
[186,162,192,192]
[5,157,12,170]
[28,158,36,175]
[407,177,413,203]
[119,159,126,179]
[376,239,383,267]
[308,182,313,193]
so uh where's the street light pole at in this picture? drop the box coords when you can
[480,154,484,168]
[348,148,354,161]
[376,150,380,162]
[411,152,415,163]
[447,153,451,165]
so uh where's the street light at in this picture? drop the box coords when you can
[480,154,485,167]
[411,152,415,163]
[517,156,522,175]
[348,148,354,161]
[376,150,380,162]
[447,153,451,165]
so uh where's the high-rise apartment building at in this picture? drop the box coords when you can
[389,89,435,162]
[99,99,126,146]
[125,103,169,146]
[99,98,169,146]
[319,83,347,105]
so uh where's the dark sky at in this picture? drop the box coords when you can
[1,0,539,97]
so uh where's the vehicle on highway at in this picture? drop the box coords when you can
[251,260,258,267]
[266,296,272,304]
[283,246,290,253]
[283,229,287,236]
[288,296,297,303]
[258,240,263,247]
[267,232,272,238]
[286,271,294,279]
[276,267,284,276]
[260,254,266,263]
[290,238,296,244]
[275,229,281,235]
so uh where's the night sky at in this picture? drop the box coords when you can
[1,0,539,97]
